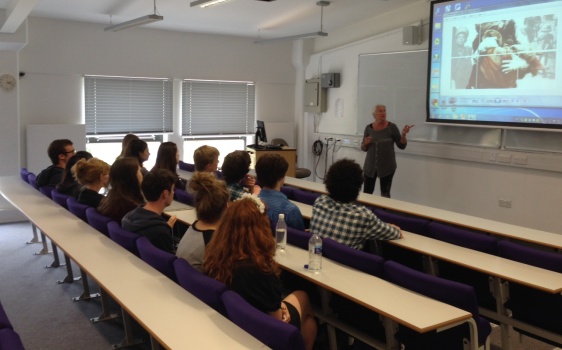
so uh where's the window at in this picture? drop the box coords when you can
[182,80,255,136]
[84,76,173,135]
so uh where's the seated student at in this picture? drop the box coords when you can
[56,151,93,196]
[151,142,187,190]
[310,158,402,250]
[175,172,229,271]
[204,196,317,350]
[193,145,219,173]
[256,154,305,230]
[73,158,110,208]
[97,157,145,224]
[36,139,75,188]
[116,133,139,161]
[221,150,259,201]
[124,139,150,177]
[122,169,177,253]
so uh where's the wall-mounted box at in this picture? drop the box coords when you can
[304,78,327,113]
[321,73,340,88]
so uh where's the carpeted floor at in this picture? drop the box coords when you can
[1,221,560,350]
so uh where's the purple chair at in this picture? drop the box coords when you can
[384,260,491,350]
[86,207,113,237]
[19,168,30,183]
[323,238,384,277]
[498,241,562,344]
[136,237,177,282]
[292,189,321,206]
[178,161,195,172]
[51,189,71,209]
[427,222,498,311]
[173,258,227,315]
[280,186,295,200]
[0,301,13,330]
[27,173,37,188]
[67,197,90,222]
[0,329,25,350]
[373,209,430,236]
[286,226,310,250]
[108,221,140,257]
[221,290,306,350]
[39,186,55,199]
[174,188,195,206]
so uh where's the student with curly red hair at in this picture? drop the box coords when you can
[203,196,316,350]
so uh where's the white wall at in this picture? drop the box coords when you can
[302,14,562,233]
[17,17,296,168]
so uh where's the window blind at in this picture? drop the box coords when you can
[182,80,255,136]
[84,76,173,135]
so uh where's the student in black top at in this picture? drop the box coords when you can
[124,139,150,177]
[36,139,75,188]
[151,142,187,190]
[122,169,178,253]
[73,158,110,208]
[56,151,93,196]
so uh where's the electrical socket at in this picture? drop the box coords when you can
[498,199,512,208]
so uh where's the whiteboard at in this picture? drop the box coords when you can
[357,50,501,148]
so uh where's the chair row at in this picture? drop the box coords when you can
[0,301,25,350]
[178,160,222,179]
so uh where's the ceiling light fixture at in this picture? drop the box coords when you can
[255,1,330,44]
[190,0,233,8]
[104,0,163,32]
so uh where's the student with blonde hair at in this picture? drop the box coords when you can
[176,171,229,271]
[193,145,219,173]
[204,196,317,350]
[73,157,110,208]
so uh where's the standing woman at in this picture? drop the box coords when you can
[73,158,110,208]
[175,171,229,271]
[97,157,145,223]
[361,104,413,198]
[204,196,317,350]
[152,142,187,190]
[124,139,150,177]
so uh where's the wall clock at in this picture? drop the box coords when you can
[0,74,17,92]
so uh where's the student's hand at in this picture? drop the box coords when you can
[242,174,256,188]
[389,224,404,239]
[280,304,291,323]
[252,185,261,196]
[167,215,177,229]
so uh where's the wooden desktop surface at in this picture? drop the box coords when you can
[0,176,267,350]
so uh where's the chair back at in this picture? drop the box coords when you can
[0,301,13,330]
[384,260,491,346]
[178,161,195,172]
[51,189,71,209]
[292,189,320,205]
[280,186,294,200]
[108,221,140,257]
[39,186,55,199]
[428,222,497,254]
[67,197,91,222]
[174,188,195,206]
[498,241,562,273]
[373,209,430,236]
[27,173,37,188]
[19,168,30,183]
[287,226,310,250]
[173,258,227,315]
[323,238,384,277]
[0,329,25,350]
[136,237,178,282]
[86,207,113,236]
[221,290,306,350]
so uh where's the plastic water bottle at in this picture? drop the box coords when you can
[275,213,287,250]
[308,233,322,272]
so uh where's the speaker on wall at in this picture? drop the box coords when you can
[403,25,421,45]
[321,73,340,88]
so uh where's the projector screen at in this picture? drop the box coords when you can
[427,0,562,129]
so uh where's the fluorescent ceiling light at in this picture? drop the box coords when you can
[104,14,163,32]
[190,0,233,8]
[255,31,327,44]
[254,1,330,45]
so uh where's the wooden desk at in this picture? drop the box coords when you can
[389,231,562,349]
[0,176,266,350]
[247,147,297,177]
[277,244,476,350]
[280,176,562,252]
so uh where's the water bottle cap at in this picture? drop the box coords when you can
[279,213,285,219]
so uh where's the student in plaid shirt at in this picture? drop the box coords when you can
[222,150,259,201]
[310,158,402,250]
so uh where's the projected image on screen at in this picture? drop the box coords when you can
[427,0,562,129]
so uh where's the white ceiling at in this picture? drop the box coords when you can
[0,0,420,39]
